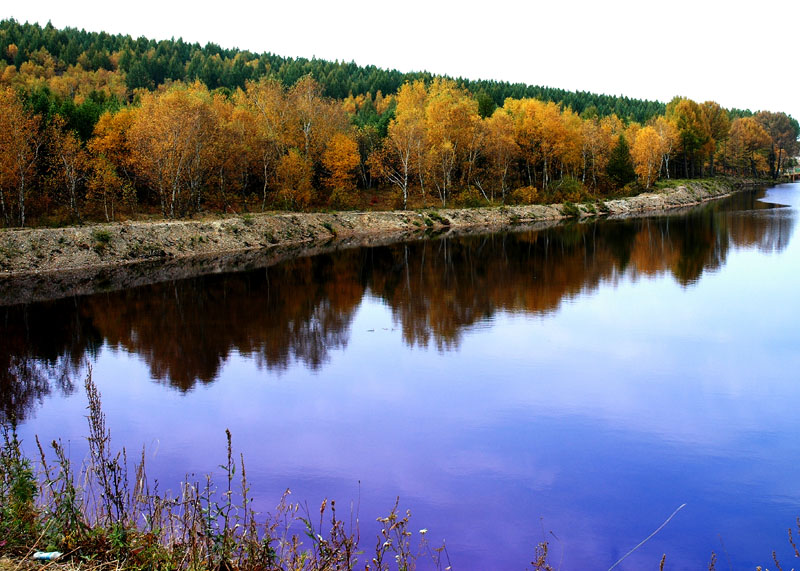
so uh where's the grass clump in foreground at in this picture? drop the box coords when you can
[0,370,453,570]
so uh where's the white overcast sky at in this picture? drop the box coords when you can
[5,0,800,120]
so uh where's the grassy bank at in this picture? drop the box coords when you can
[0,178,758,277]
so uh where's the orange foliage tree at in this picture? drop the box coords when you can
[322,132,360,207]
[0,87,42,227]
[48,117,90,221]
[127,82,218,217]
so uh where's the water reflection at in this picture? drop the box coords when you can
[0,298,87,420]
[0,189,794,418]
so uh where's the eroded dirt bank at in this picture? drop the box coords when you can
[0,179,756,304]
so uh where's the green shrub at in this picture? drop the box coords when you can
[562,202,581,218]
[92,229,112,254]
[322,221,337,236]
[427,211,451,226]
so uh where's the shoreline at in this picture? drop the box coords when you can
[0,179,761,305]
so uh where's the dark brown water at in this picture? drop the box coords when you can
[2,183,799,569]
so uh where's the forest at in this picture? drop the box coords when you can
[1,18,799,227]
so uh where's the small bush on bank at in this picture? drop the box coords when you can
[509,186,540,205]
[454,186,485,208]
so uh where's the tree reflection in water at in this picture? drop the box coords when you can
[1,191,793,419]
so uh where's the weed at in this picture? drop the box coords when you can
[427,211,451,226]
[531,541,555,571]
[322,221,337,236]
[91,229,112,254]
[241,214,255,227]
[0,370,450,569]
[0,423,38,553]
[92,229,111,245]
[562,202,581,218]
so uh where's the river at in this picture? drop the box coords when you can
[2,182,799,569]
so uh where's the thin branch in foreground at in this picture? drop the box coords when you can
[607,503,687,571]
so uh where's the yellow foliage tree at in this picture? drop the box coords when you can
[378,80,427,208]
[322,132,360,207]
[631,126,663,188]
[425,79,479,206]
[484,108,519,201]
[276,148,313,209]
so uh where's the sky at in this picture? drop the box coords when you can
[4,0,800,120]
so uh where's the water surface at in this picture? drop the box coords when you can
[3,184,800,570]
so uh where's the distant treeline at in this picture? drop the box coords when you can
[0,18,798,228]
[0,19,673,122]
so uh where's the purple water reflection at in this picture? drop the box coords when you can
[4,184,800,570]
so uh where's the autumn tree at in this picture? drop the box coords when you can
[276,148,313,209]
[506,98,581,191]
[0,87,42,227]
[726,117,771,177]
[127,82,218,217]
[666,97,710,178]
[755,111,800,179]
[652,116,678,180]
[536,101,569,188]
[484,108,519,202]
[580,115,618,189]
[701,101,730,176]
[322,132,360,207]
[48,117,90,221]
[87,107,138,219]
[90,107,136,184]
[209,93,253,212]
[243,78,292,209]
[375,80,427,209]
[425,79,479,206]
[289,75,348,164]
[87,155,132,221]
[631,126,663,188]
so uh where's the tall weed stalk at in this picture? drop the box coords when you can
[0,368,448,570]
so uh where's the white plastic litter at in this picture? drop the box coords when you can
[32,551,63,561]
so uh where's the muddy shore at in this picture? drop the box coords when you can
[0,179,755,305]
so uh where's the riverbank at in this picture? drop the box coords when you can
[0,179,756,282]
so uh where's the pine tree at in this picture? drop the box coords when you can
[606,134,636,187]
